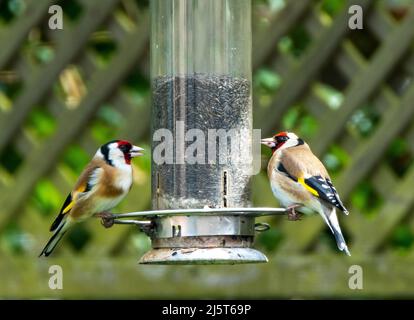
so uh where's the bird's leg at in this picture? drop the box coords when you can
[94,211,114,228]
[287,204,302,221]
[94,211,112,219]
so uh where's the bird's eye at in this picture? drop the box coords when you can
[276,136,289,143]
[119,144,131,153]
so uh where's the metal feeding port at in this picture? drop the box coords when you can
[100,208,287,264]
[100,0,288,264]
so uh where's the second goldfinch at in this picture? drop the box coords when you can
[261,131,350,256]
[39,140,144,257]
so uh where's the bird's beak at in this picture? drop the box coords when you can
[261,137,276,148]
[130,145,144,157]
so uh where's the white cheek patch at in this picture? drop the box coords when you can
[111,156,129,168]
[277,139,298,151]
[107,147,127,165]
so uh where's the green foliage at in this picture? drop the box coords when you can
[390,225,414,252]
[27,109,56,139]
[91,122,117,145]
[137,143,151,172]
[1,222,26,255]
[98,105,124,127]
[61,0,83,21]
[253,68,282,108]
[254,69,282,93]
[256,227,284,252]
[63,145,90,173]
[121,71,150,106]
[320,0,345,17]
[135,0,149,8]
[323,144,350,174]
[0,80,22,101]
[278,25,311,58]
[281,106,318,137]
[313,83,343,110]
[348,105,381,138]
[386,138,413,177]
[31,180,62,216]
[0,0,25,23]
[282,106,300,130]
[67,224,92,252]
[130,233,151,253]
[89,36,118,67]
[0,144,23,173]
[267,0,286,12]
[350,182,383,218]
[33,45,55,64]
[297,114,318,137]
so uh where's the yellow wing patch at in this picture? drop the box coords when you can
[75,182,88,193]
[60,183,88,215]
[298,177,319,197]
[62,200,74,214]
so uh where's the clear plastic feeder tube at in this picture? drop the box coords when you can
[151,0,252,210]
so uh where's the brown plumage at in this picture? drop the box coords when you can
[280,144,329,178]
[39,140,144,257]
[262,131,351,256]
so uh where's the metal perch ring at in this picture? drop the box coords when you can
[98,207,287,227]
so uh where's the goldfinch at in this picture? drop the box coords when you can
[39,140,144,257]
[261,131,350,256]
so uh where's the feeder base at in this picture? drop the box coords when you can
[139,247,268,265]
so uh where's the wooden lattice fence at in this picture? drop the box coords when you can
[0,0,413,298]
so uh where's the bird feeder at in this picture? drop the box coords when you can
[100,0,287,264]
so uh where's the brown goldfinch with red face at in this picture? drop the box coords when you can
[39,140,144,257]
[261,131,350,256]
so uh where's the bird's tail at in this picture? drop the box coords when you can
[39,219,71,257]
[320,205,351,256]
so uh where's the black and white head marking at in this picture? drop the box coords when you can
[98,140,118,166]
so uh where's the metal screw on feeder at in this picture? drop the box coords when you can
[98,0,287,264]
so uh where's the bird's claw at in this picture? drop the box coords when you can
[287,205,302,221]
[288,211,301,221]
[95,212,114,228]
[140,223,155,238]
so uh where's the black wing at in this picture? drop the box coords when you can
[303,175,348,214]
[50,193,72,231]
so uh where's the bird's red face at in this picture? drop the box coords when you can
[117,140,144,164]
[261,131,290,152]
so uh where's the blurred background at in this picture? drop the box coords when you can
[0,0,414,298]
